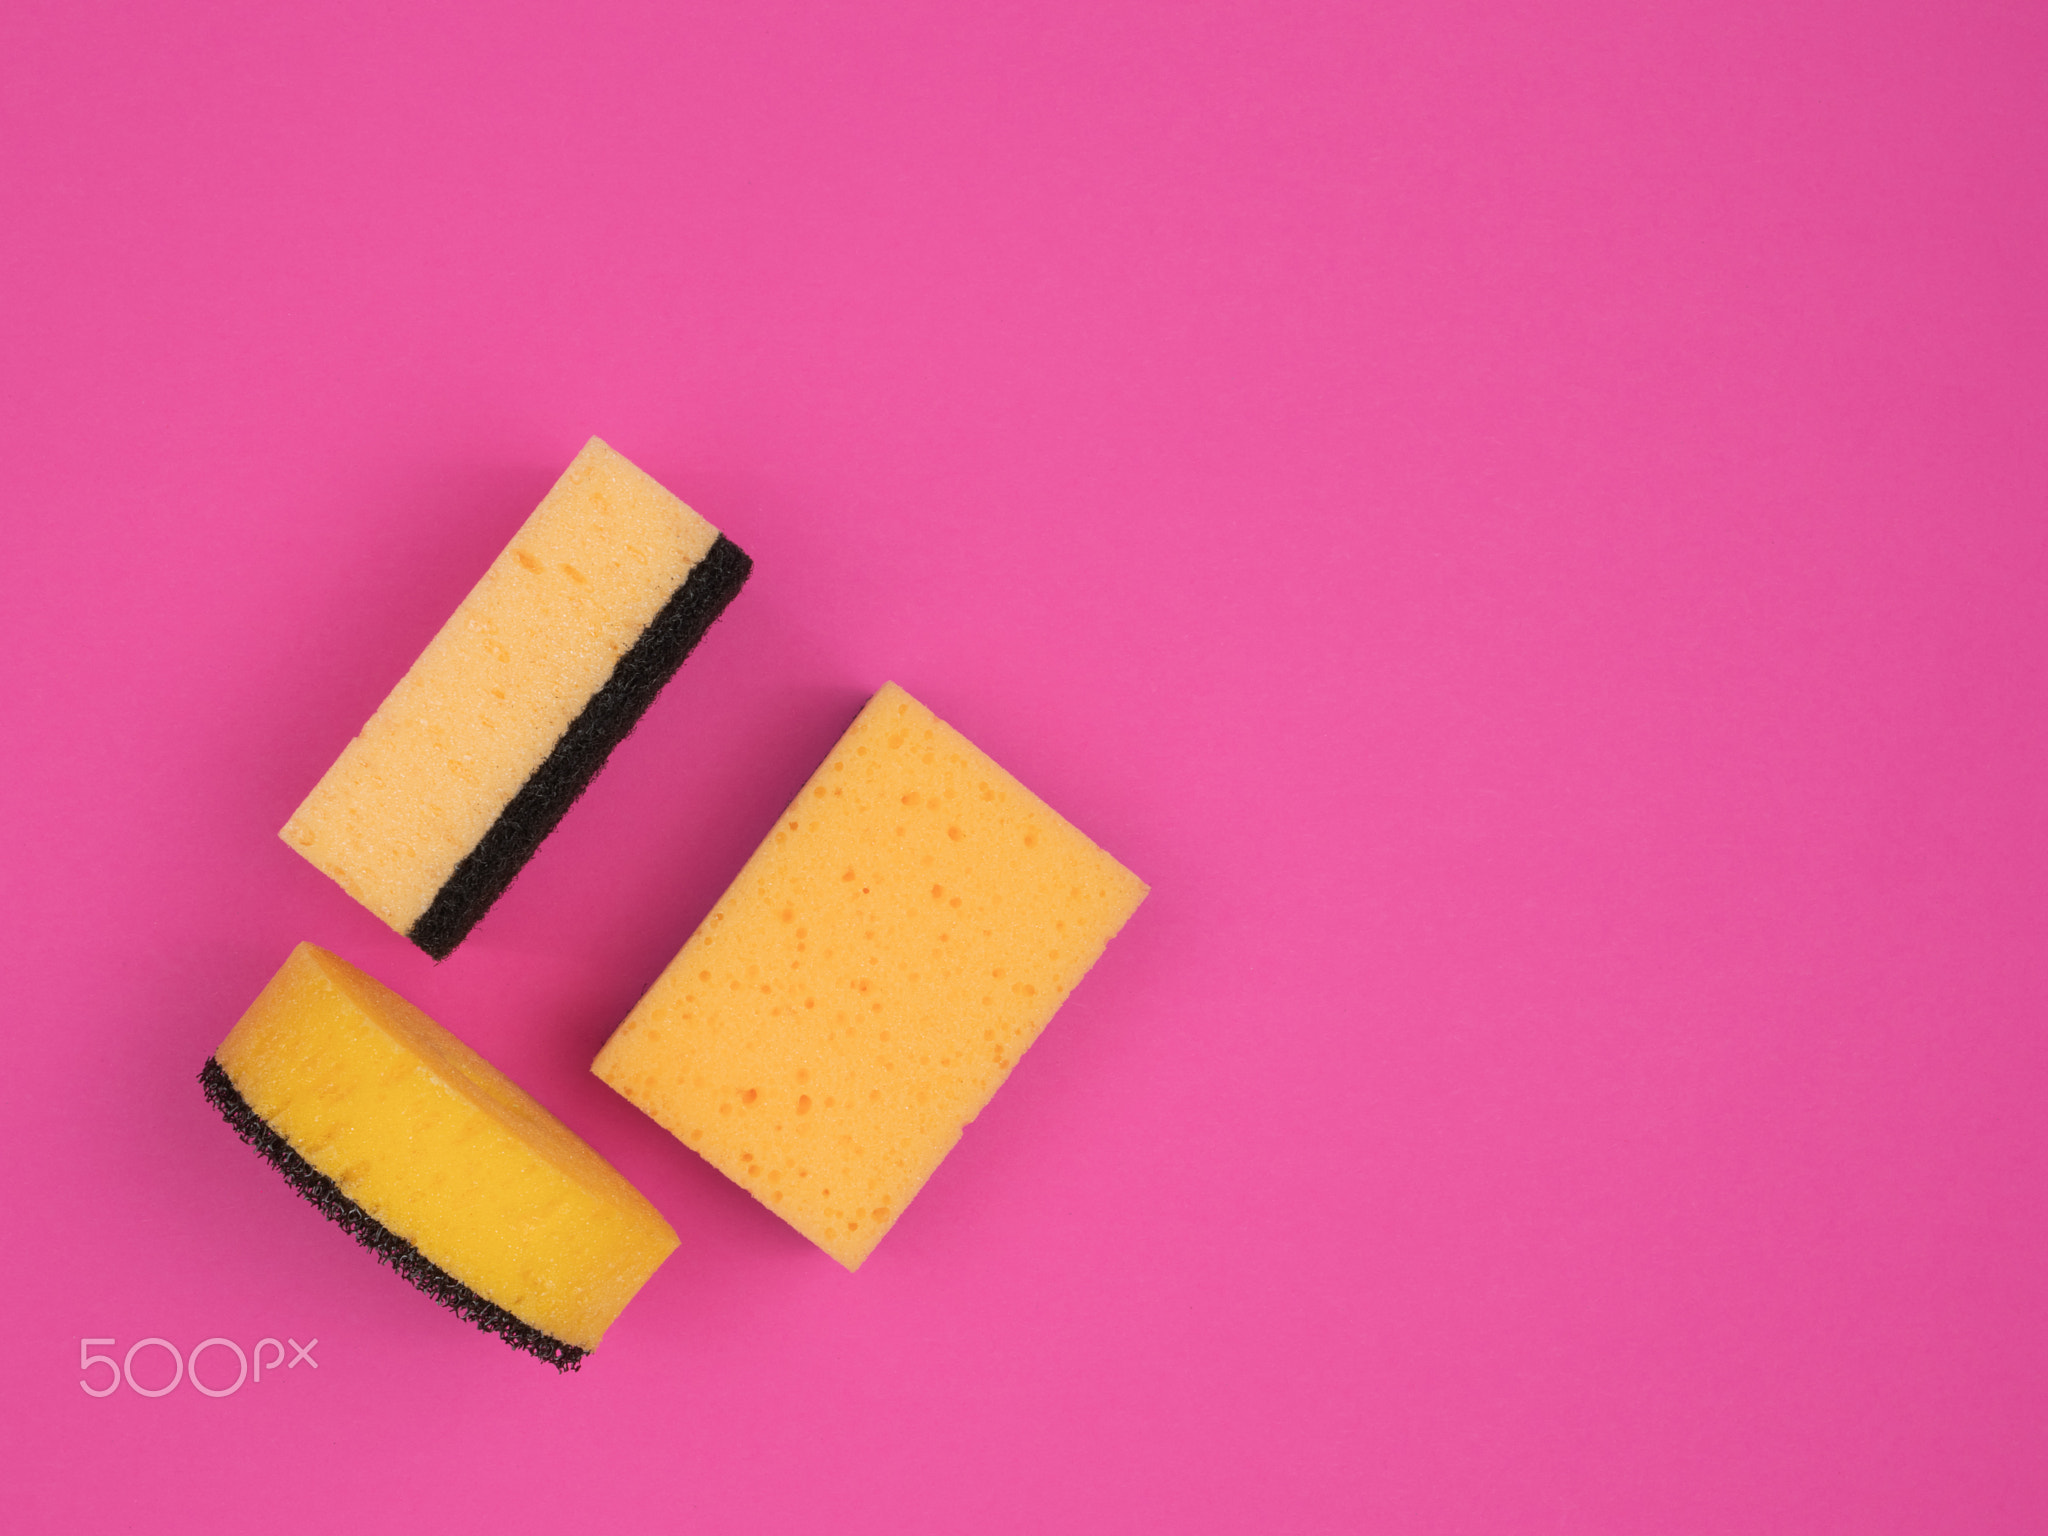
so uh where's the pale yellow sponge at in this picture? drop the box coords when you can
[593,682,1148,1269]
[282,437,752,958]
[202,943,678,1368]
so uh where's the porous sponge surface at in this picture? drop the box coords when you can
[216,943,679,1352]
[282,438,719,933]
[593,683,1147,1269]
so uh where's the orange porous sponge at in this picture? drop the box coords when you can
[282,437,750,958]
[202,943,678,1369]
[593,682,1148,1269]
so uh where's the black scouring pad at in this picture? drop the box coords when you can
[407,532,752,959]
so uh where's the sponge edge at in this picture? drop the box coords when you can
[281,438,751,958]
[206,943,679,1366]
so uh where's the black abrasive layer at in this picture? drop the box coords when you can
[407,532,753,960]
[199,1057,587,1371]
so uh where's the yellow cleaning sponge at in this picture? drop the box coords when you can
[283,437,750,958]
[593,682,1147,1269]
[202,942,678,1367]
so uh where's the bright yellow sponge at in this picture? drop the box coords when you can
[593,682,1148,1269]
[203,943,677,1367]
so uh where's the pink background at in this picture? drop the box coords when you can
[5,2,2045,1531]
